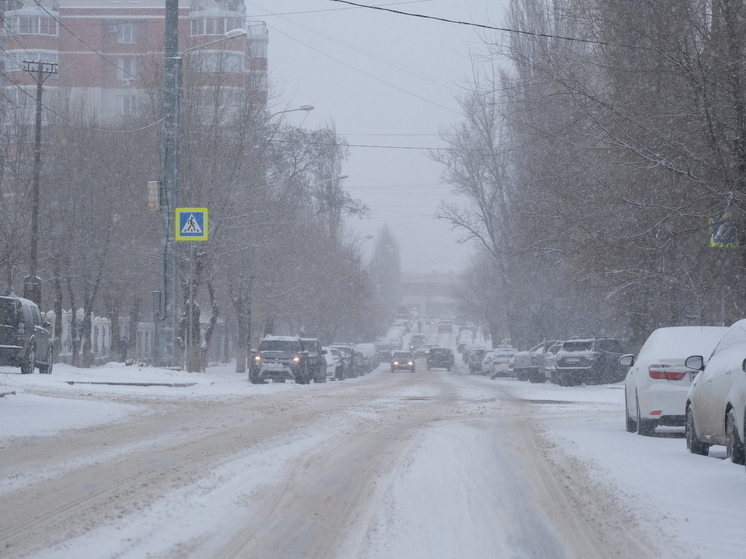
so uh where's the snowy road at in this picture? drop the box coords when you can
[0,360,693,559]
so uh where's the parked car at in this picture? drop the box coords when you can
[481,349,496,375]
[512,340,561,383]
[250,336,311,384]
[489,347,517,379]
[323,346,344,380]
[300,338,327,383]
[467,346,486,374]
[330,344,358,378]
[620,326,728,436]
[355,342,379,373]
[390,350,416,373]
[426,347,454,370]
[685,319,746,463]
[0,295,53,374]
[554,337,628,385]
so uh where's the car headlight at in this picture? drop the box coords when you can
[408,361,414,365]
[292,356,301,363]
[394,361,400,365]
[253,355,262,362]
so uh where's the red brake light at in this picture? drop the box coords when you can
[531,356,538,366]
[648,364,687,381]
[586,352,601,361]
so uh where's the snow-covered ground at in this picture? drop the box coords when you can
[2,362,746,558]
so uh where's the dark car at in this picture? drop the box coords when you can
[250,335,312,384]
[426,347,454,371]
[554,337,627,386]
[0,295,53,374]
[390,350,416,373]
[301,338,327,383]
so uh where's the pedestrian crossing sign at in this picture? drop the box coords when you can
[175,208,209,241]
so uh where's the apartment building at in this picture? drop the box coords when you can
[1,0,268,123]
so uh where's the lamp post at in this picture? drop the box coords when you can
[158,0,246,367]
[269,105,314,119]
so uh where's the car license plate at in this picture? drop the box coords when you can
[565,358,580,363]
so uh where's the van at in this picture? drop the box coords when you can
[0,296,53,374]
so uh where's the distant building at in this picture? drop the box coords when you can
[399,272,460,319]
[1,0,268,125]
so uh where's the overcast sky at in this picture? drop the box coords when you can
[243,0,507,274]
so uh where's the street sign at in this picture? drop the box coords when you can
[709,214,738,248]
[175,208,209,241]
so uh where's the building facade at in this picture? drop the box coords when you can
[1,0,268,124]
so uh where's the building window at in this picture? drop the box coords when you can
[192,52,244,73]
[117,58,136,84]
[117,23,137,44]
[117,94,137,116]
[191,17,244,37]
[3,51,59,75]
[9,15,59,36]
[4,85,35,106]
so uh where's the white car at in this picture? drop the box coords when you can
[481,350,495,375]
[490,347,517,379]
[620,326,727,436]
[685,319,746,464]
[323,346,344,380]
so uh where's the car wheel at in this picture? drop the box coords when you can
[686,406,710,456]
[38,346,53,375]
[624,389,636,432]
[636,397,656,436]
[20,347,35,374]
[726,409,745,465]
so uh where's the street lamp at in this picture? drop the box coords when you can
[269,105,314,119]
[158,0,247,368]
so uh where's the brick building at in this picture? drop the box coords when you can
[1,0,268,124]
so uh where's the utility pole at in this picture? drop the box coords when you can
[157,0,181,368]
[23,60,57,306]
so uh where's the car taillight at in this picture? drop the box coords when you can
[648,364,687,381]
[531,356,538,366]
[586,352,601,361]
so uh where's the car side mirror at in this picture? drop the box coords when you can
[685,355,704,371]
[250,349,256,354]
[618,354,634,367]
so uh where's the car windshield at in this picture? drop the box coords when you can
[258,340,302,352]
[392,352,413,359]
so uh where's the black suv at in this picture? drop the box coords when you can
[426,347,454,371]
[0,296,53,374]
[554,337,627,386]
[250,336,312,384]
[300,338,327,383]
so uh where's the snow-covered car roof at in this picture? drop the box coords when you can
[261,335,300,341]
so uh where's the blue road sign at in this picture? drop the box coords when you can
[175,208,209,241]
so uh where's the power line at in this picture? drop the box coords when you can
[329,0,623,47]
